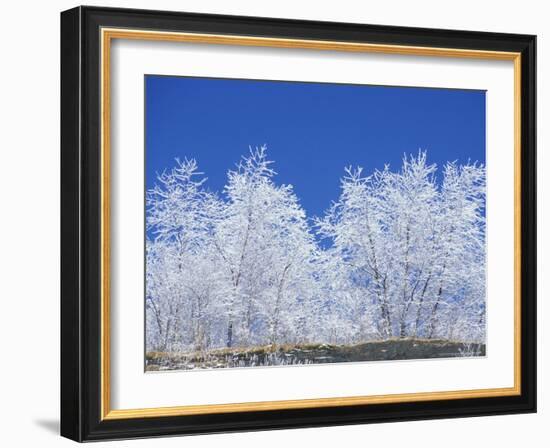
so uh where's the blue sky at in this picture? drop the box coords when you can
[145,75,485,220]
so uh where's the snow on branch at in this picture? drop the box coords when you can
[146,148,486,355]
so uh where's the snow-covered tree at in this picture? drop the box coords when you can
[145,148,486,357]
[146,147,321,352]
[145,159,227,352]
[317,151,485,342]
[210,146,319,347]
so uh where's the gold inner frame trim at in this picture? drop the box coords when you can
[100,27,522,420]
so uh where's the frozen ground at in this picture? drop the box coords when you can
[145,339,485,371]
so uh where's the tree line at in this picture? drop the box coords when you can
[146,146,486,354]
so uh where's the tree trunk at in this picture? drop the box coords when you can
[413,273,431,338]
[428,293,441,339]
[226,322,233,348]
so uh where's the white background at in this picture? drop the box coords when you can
[0,0,547,447]
[111,39,515,409]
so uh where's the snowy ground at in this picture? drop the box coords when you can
[145,339,485,371]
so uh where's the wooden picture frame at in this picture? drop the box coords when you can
[61,5,536,441]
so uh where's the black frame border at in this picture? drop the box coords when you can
[61,6,536,442]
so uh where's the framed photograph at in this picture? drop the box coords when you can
[60,6,536,442]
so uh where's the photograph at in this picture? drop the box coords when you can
[144,76,487,372]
